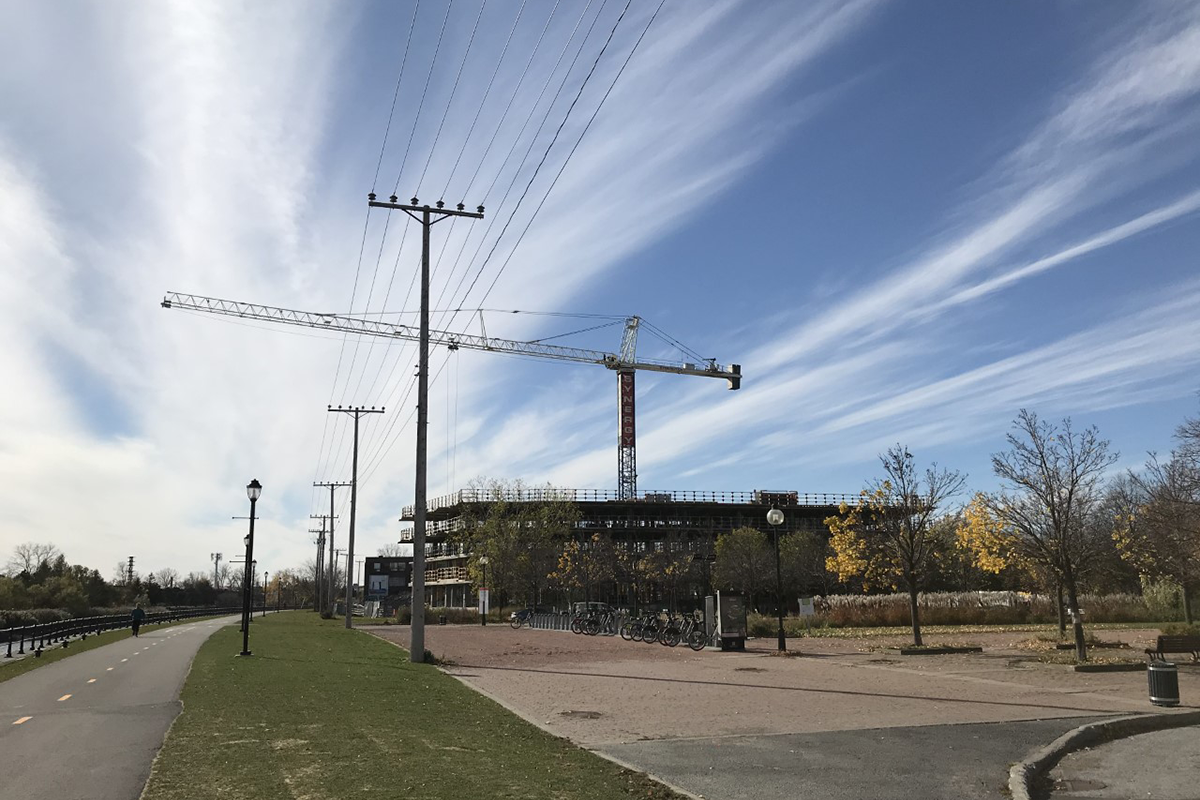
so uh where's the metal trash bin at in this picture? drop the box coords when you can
[1148,661,1180,707]
[438,615,447,626]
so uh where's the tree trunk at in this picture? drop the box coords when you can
[1055,580,1066,638]
[1183,582,1193,625]
[1064,572,1087,662]
[908,584,923,647]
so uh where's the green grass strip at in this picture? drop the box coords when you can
[142,611,684,800]
[0,614,234,685]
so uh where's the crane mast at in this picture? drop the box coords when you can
[162,292,741,497]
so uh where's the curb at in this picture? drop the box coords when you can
[1008,710,1200,800]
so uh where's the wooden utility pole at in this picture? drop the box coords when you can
[308,521,328,612]
[314,483,350,616]
[327,407,384,629]
[367,194,483,663]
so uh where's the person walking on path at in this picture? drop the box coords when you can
[131,604,146,637]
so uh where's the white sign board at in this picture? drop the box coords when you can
[798,596,815,617]
[478,588,490,615]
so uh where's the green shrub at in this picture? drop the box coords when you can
[1160,623,1200,637]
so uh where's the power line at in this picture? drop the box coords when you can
[430,0,610,331]
[356,0,614,476]
[413,0,487,191]
[440,0,531,200]
[371,0,422,193]
[456,0,639,311]
[391,0,453,195]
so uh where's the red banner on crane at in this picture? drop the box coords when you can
[619,372,635,447]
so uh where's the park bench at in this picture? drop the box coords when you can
[1144,635,1200,663]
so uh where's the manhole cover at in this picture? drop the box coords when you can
[1053,778,1107,792]
[560,710,603,719]
[734,667,766,672]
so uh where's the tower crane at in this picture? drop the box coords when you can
[162,292,741,498]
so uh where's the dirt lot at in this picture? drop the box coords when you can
[366,625,1198,747]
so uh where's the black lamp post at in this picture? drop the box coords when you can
[240,478,261,656]
[479,556,489,627]
[766,506,786,652]
[262,571,268,618]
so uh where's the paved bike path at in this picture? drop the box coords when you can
[0,615,239,800]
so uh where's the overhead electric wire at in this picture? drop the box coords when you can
[371,0,421,193]
[414,0,487,192]
[355,0,666,492]
[431,0,609,330]
[391,0,453,196]
[308,207,375,515]
[354,0,607,476]
[356,0,620,479]
[460,0,574,201]
[315,0,440,515]
[428,0,601,319]
[455,0,640,311]
[439,0,530,200]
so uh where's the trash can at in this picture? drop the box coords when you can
[438,615,447,626]
[1147,661,1180,707]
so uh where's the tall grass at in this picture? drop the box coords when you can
[747,591,1161,633]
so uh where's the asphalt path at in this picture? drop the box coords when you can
[599,717,1111,800]
[0,615,239,800]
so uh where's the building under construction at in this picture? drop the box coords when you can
[399,487,854,609]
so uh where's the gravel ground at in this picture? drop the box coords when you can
[366,625,1195,747]
[364,625,1198,800]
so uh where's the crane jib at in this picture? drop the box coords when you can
[161,291,741,389]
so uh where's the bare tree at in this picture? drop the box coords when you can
[826,446,965,645]
[377,543,407,557]
[153,568,180,589]
[6,542,62,576]
[989,410,1117,661]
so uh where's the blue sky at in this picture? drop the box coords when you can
[1,0,1198,581]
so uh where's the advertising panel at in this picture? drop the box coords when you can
[619,372,635,447]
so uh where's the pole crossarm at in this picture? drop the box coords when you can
[161,292,740,386]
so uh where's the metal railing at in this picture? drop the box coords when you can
[404,488,859,517]
[2,606,243,660]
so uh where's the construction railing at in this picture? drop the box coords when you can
[2,606,244,660]
[405,488,860,517]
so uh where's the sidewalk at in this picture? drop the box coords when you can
[1046,725,1200,799]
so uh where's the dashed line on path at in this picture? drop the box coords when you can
[87,679,96,684]
[13,716,32,725]
[57,694,71,702]
[106,667,114,671]
[120,659,128,663]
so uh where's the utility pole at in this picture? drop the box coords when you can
[314,482,350,616]
[309,513,336,613]
[367,193,483,662]
[209,552,223,590]
[326,406,383,629]
[308,528,325,612]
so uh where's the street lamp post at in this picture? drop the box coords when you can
[240,479,262,656]
[479,556,489,627]
[766,506,786,652]
[262,571,268,618]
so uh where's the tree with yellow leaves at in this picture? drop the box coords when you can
[551,532,615,605]
[825,445,965,646]
[1111,453,1199,624]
